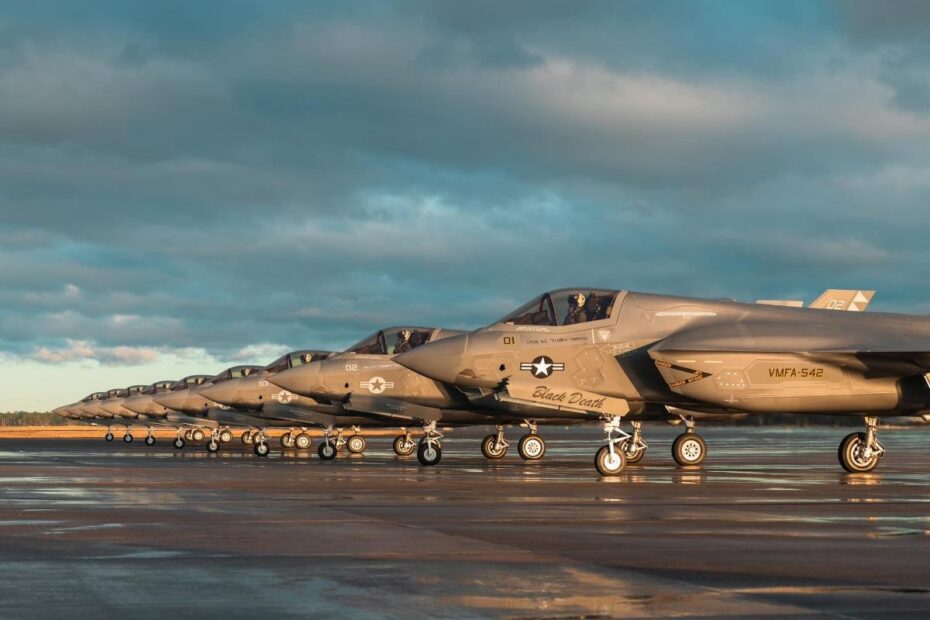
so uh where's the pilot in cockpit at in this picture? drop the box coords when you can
[301,353,313,364]
[394,329,414,354]
[564,293,589,325]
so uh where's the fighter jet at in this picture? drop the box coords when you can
[268,326,585,465]
[155,366,311,455]
[395,287,919,476]
[195,350,376,455]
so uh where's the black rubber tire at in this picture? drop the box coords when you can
[595,445,627,476]
[219,430,233,443]
[144,435,156,446]
[280,434,295,449]
[838,432,880,473]
[672,433,707,467]
[192,429,205,442]
[517,434,546,461]
[173,437,185,449]
[480,434,508,459]
[123,434,133,444]
[392,435,416,456]
[619,438,646,464]
[253,441,270,457]
[207,440,219,453]
[346,435,367,454]
[241,431,253,445]
[105,433,114,442]
[295,433,312,450]
[318,440,337,460]
[417,441,442,466]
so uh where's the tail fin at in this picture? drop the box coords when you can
[810,289,875,312]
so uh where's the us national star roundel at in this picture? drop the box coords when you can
[520,356,565,378]
[361,376,395,394]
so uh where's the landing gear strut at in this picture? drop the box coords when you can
[594,416,628,476]
[104,427,114,442]
[123,426,134,443]
[619,421,647,465]
[144,427,156,446]
[252,430,270,457]
[393,429,416,456]
[481,425,508,459]
[416,421,443,466]
[672,416,706,467]
[173,428,185,450]
[838,417,885,473]
[517,421,546,461]
[317,425,341,460]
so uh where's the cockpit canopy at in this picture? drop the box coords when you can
[170,375,211,391]
[107,388,128,398]
[85,392,107,402]
[346,327,434,356]
[211,365,263,384]
[143,380,176,395]
[127,385,147,395]
[264,350,332,374]
[498,289,620,327]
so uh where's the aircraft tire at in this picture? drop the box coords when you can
[123,434,133,444]
[280,433,296,449]
[619,438,645,464]
[838,432,880,473]
[295,433,312,450]
[192,429,205,442]
[672,433,706,467]
[417,441,442,466]
[517,434,546,460]
[219,429,233,443]
[392,435,416,456]
[346,435,367,454]
[104,433,114,442]
[144,435,156,446]
[173,437,185,449]
[253,441,270,457]
[207,440,219,453]
[318,440,337,460]
[480,434,507,459]
[241,431,253,445]
[594,445,626,476]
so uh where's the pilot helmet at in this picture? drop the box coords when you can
[571,292,587,309]
[400,329,412,341]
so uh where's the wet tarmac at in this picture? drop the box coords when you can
[1,426,929,619]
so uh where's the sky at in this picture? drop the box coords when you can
[2,0,930,411]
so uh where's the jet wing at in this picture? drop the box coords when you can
[345,395,446,423]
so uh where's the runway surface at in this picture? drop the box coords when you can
[1,426,929,619]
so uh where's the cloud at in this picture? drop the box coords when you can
[31,339,159,365]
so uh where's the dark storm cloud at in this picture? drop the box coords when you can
[1,0,930,377]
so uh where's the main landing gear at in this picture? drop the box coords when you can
[346,429,367,455]
[280,428,313,450]
[594,416,628,476]
[517,421,546,461]
[416,421,443,466]
[392,429,416,456]
[838,417,885,473]
[481,426,508,459]
[672,416,706,467]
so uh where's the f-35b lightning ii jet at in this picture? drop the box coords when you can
[394,287,914,476]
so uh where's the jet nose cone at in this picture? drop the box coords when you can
[270,363,319,396]
[100,399,125,416]
[122,396,147,415]
[155,391,187,411]
[394,333,468,385]
[198,382,238,407]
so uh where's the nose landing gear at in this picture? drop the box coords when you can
[144,427,156,446]
[839,417,885,473]
[594,416,628,476]
[416,421,443,466]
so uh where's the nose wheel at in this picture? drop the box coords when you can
[123,433,134,443]
[318,439,337,460]
[594,416,629,476]
[104,431,114,442]
[839,417,884,473]
[416,422,443,466]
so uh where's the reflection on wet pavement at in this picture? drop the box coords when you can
[0,427,928,618]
